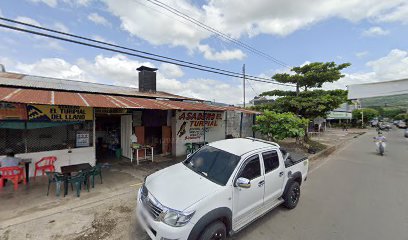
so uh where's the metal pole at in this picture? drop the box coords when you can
[252,114,256,138]
[239,112,243,138]
[243,64,246,108]
[93,108,96,161]
[361,110,364,128]
[203,110,206,144]
[224,111,227,138]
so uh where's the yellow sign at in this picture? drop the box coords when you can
[27,105,93,121]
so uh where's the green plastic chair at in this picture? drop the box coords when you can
[185,143,194,155]
[89,164,103,188]
[65,172,85,197]
[45,172,65,197]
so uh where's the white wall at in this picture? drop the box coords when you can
[348,78,408,99]
[1,147,95,178]
[226,111,255,138]
[173,111,225,157]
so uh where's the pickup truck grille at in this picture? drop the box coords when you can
[141,190,164,221]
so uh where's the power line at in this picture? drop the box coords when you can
[246,78,259,96]
[146,0,291,68]
[0,21,294,87]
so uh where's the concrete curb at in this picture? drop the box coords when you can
[308,132,366,162]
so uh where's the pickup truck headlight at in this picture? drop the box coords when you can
[162,209,195,227]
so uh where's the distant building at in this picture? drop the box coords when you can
[248,96,274,106]
[326,103,356,124]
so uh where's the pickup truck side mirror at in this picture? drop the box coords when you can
[236,177,251,189]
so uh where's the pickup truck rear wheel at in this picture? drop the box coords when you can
[283,181,300,209]
[199,221,226,240]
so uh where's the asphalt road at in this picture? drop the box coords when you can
[232,128,408,240]
[132,128,408,240]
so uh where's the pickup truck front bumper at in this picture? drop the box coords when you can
[136,191,194,240]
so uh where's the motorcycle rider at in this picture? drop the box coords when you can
[373,131,387,155]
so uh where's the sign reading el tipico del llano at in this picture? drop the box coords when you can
[27,105,93,121]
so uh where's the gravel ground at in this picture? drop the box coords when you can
[0,191,137,240]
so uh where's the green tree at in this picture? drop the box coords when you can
[258,62,351,139]
[394,113,408,121]
[253,110,308,142]
[352,108,379,122]
[382,108,405,119]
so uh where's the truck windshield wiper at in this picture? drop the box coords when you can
[190,165,208,178]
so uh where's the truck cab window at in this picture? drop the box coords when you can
[239,155,261,180]
[263,151,280,173]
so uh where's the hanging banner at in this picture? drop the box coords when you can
[0,103,27,120]
[27,105,93,121]
[176,111,224,142]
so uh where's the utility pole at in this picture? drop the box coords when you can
[243,64,246,107]
[240,64,245,138]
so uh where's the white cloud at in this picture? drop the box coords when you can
[104,0,209,49]
[91,35,115,44]
[205,0,407,38]
[87,12,110,26]
[362,26,389,36]
[15,58,89,81]
[53,22,70,32]
[160,63,184,78]
[198,44,246,61]
[10,16,65,51]
[325,49,408,90]
[63,0,93,6]
[101,0,408,63]
[15,16,41,27]
[29,0,92,7]
[356,51,369,58]
[29,0,58,7]
[366,49,408,80]
[377,3,408,24]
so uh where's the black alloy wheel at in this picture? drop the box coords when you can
[291,185,300,204]
[283,181,301,209]
[199,221,226,240]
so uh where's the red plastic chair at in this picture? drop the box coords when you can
[0,167,26,190]
[34,156,57,179]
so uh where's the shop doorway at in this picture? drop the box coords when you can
[95,114,121,161]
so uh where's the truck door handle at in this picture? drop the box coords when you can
[279,172,284,177]
[258,180,265,187]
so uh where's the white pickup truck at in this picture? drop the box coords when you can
[136,137,309,240]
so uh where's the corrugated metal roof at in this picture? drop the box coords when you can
[0,72,198,101]
[0,86,259,114]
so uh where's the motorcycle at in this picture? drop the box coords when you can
[374,139,386,156]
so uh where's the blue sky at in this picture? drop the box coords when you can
[1,0,408,104]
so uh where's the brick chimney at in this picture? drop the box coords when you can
[137,66,158,92]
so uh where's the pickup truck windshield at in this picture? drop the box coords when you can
[184,145,240,186]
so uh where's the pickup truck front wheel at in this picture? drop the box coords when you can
[283,181,300,209]
[199,221,226,240]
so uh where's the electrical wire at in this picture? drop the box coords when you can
[146,0,291,68]
[0,22,294,86]
[0,17,294,86]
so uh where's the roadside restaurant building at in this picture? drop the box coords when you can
[0,67,257,178]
